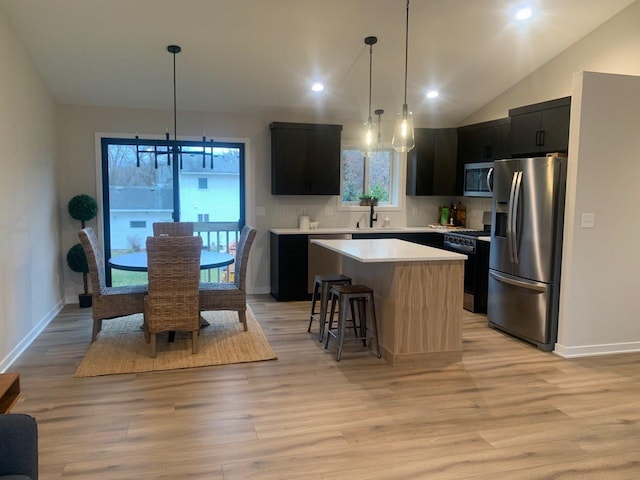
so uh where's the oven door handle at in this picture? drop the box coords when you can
[443,241,475,255]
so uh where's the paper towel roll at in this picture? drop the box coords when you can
[299,215,310,230]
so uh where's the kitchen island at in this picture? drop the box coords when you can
[311,238,466,363]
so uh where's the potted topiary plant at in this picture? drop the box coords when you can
[66,194,98,308]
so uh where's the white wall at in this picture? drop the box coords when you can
[0,7,61,370]
[463,1,640,125]
[555,71,640,356]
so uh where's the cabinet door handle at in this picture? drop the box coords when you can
[484,146,492,159]
[539,130,545,146]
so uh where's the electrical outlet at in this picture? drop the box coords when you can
[324,206,333,216]
[411,207,418,215]
[255,206,266,216]
[581,213,595,228]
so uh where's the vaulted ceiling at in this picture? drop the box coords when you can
[1,0,636,126]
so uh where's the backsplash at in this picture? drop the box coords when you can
[266,195,492,231]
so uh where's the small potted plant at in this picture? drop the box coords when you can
[359,194,371,206]
[66,194,98,308]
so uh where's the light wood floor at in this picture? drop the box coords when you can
[10,295,640,479]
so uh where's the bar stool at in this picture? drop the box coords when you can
[325,284,381,361]
[308,273,351,342]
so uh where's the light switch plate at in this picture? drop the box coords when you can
[324,206,333,216]
[581,213,595,228]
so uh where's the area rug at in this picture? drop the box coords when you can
[74,307,276,377]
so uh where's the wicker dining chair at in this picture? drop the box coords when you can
[199,225,257,331]
[152,222,194,237]
[144,235,203,357]
[78,227,147,342]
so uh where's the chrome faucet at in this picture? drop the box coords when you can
[369,202,378,228]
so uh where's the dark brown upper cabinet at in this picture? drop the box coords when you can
[509,96,571,157]
[457,117,511,165]
[270,122,343,195]
[406,128,458,196]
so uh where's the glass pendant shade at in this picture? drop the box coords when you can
[393,0,415,153]
[392,105,415,152]
[362,116,375,158]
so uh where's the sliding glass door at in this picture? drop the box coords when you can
[100,137,245,286]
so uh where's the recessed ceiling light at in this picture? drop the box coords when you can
[311,82,324,92]
[426,90,439,99]
[515,7,533,20]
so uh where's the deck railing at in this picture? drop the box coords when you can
[194,221,241,282]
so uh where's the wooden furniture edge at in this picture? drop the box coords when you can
[0,372,21,413]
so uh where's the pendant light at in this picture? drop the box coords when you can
[362,36,378,158]
[392,0,415,153]
[135,45,215,170]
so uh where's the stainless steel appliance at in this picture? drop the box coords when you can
[488,156,567,350]
[463,162,493,197]
[443,230,490,313]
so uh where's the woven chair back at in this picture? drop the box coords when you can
[234,226,257,290]
[152,222,194,237]
[145,235,202,334]
[78,227,107,295]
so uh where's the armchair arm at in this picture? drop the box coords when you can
[0,414,38,480]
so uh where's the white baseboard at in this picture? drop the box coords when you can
[554,341,640,358]
[0,300,64,372]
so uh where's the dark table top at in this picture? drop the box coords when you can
[108,251,234,272]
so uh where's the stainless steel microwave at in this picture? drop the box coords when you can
[463,162,493,197]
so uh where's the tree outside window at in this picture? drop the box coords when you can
[342,148,393,204]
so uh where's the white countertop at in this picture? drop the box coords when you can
[271,226,473,235]
[310,238,467,263]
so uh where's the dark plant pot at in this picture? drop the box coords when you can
[78,293,92,308]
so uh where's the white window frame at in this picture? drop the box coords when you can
[338,144,404,211]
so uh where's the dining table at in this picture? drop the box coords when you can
[108,250,234,272]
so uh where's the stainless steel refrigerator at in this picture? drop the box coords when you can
[488,156,567,350]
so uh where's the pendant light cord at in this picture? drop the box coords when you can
[403,0,410,108]
[172,50,177,141]
[368,42,373,120]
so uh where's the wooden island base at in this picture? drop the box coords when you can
[342,257,464,364]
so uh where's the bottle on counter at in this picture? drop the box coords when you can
[449,203,456,226]
[439,206,450,226]
[455,201,466,227]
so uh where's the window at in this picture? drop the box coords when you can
[341,147,399,207]
[101,136,245,287]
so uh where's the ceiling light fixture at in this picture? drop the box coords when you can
[392,0,415,153]
[363,36,378,158]
[426,90,439,99]
[311,82,324,92]
[515,7,532,20]
[135,45,215,170]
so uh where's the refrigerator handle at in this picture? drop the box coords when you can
[512,171,523,264]
[489,270,547,293]
[486,167,494,193]
[507,171,518,262]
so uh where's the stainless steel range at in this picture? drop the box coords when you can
[443,230,490,313]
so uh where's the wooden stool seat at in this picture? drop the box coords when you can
[325,284,381,361]
[308,274,351,342]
